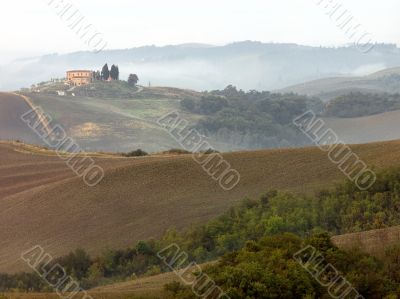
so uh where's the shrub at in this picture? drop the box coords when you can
[122,149,148,157]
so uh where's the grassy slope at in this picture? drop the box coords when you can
[26,86,238,153]
[26,92,183,153]
[2,140,400,273]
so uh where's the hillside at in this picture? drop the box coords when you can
[8,223,400,299]
[279,67,400,101]
[25,85,320,152]
[0,141,133,199]
[3,140,400,273]
[323,110,400,144]
[2,269,183,299]
[0,92,45,145]
[22,88,226,153]
[88,226,400,298]
[24,87,400,152]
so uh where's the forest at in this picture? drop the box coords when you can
[181,85,324,149]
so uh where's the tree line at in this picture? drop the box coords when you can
[92,63,139,86]
[324,91,400,118]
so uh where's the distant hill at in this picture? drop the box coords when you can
[2,42,400,91]
[279,67,400,101]
[3,139,400,273]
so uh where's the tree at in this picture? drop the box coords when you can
[181,98,196,111]
[94,70,101,81]
[128,74,139,86]
[110,64,119,80]
[101,64,110,80]
[115,65,119,80]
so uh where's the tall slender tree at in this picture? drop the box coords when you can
[101,64,110,80]
[110,64,118,80]
[115,65,119,80]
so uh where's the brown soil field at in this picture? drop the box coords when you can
[332,225,400,257]
[0,141,134,200]
[2,139,400,274]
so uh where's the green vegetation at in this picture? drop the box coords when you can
[72,80,140,98]
[325,92,400,118]
[109,65,120,81]
[181,96,228,115]
[122,149,149,157]
[167,233,399,298]
[128,74,139,86]
[101,64,110,81]
[3,167,400,297]
[181,85,324,148]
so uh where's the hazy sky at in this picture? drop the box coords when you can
[1,0,399,63]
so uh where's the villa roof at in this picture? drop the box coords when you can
[68,76,92,79]
[66,70,93,73]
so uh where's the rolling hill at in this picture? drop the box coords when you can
[4,83,400,154]
[279,67,400,101]
[21,88,222,153]
[23,88,400,152]
[3,139,400,273]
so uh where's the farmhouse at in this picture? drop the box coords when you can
[66,70,94,86]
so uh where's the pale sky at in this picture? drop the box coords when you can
[1,0,399,63]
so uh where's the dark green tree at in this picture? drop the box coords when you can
[128,74,139,86]
[115,65,119,80]
[110,64,119,80]
[101,63,110,80]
